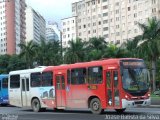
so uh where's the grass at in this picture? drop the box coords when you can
[151,94,160,99]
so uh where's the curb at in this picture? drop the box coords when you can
[147,105,160,108]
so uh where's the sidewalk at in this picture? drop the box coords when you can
[149,105,160,108]
[149,97,160,108]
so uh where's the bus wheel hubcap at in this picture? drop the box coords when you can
[93,102,99,111]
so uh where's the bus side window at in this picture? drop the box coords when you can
[10,75,20,88]
[31,72,41,87]
[0,80,1,90]
[2,78,8,88]
[71,68,86,85]
[42,72,53,87]
[88,66,103,84]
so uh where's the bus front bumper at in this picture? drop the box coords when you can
[122,98,151,108]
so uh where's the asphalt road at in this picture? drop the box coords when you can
[0,107,160,120]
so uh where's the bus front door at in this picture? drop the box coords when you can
[55,75,66,108]
[106,70,120,108]
[21,78,29,107]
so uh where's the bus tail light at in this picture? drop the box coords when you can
[125,95,128,99]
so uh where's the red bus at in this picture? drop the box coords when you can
[39,58,150,114]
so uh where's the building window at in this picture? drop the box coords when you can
[103,12,108,17]
[103,20,108,24]
[103,0,108,2]
[103,5,108,10]
[128,7,131,11]
[134,13,137,18]
[103,27,108,31]
[104,34,108,38]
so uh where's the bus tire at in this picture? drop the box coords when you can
[31,98,41,112]
[90,98,104,114]
[115,108,126,114]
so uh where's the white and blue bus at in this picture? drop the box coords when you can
[9,67,55,112]
[0,74,9,106]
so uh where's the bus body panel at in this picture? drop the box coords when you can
[0,75,9,105]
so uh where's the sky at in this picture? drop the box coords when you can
[26,0,79,26]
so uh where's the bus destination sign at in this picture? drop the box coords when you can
[122,61,145,67]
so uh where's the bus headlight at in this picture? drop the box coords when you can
[148,93,150,97]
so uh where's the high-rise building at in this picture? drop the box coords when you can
[46,22,61,42]
[61,16,77,48]
[62,0,160,46]
[0,0,26,55]
[25,6,46,44]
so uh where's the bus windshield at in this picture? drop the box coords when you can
[122,68,150,92]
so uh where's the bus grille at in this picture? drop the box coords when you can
[135,101,143,104]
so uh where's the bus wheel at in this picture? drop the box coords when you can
[90,98,104,114]
[31,98,41,112]
[115,108,126,114]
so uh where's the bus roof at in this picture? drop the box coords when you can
[9,67,47,75]
[43,58,143,71]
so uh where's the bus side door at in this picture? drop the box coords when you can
[21,77,30,107]
[55,74,66,108]
[0,80,2,103]
[106,69,120,108]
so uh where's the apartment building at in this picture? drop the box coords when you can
[62,0,160,46]
[61,16,77,48]
[0,0,26,55]
[25,6,46,44]
[46,22,61,42]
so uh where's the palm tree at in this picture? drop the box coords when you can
[137,18,160,91]
[35,38,51,66]
[64,38,86,64]
[88,37,107,51]
[47,40,62,65]
[102,44,127,58]
[123,36,141,58]
[87,37,107,60]
[19,41,37,68]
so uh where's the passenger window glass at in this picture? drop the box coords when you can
[2,78,8,88]
[31,73,41,87]
[26,78,29,91]
[0,81,1,90]
[107,72,111,88]
[42,72,53,87]
[67,70,71,84]
[71,68,86,85]
[10,75,20,88]
[114,71,118,87]
[88,66,103,84]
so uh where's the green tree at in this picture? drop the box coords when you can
[137,18,160,91]
[87,37,107,60]
[19,40,37,68]
[64,38,86,64]
[102,44,127,58]
[35,38,50,66]
[8,54,26,71]
[122,36,140,57]
[0,55,10,73]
